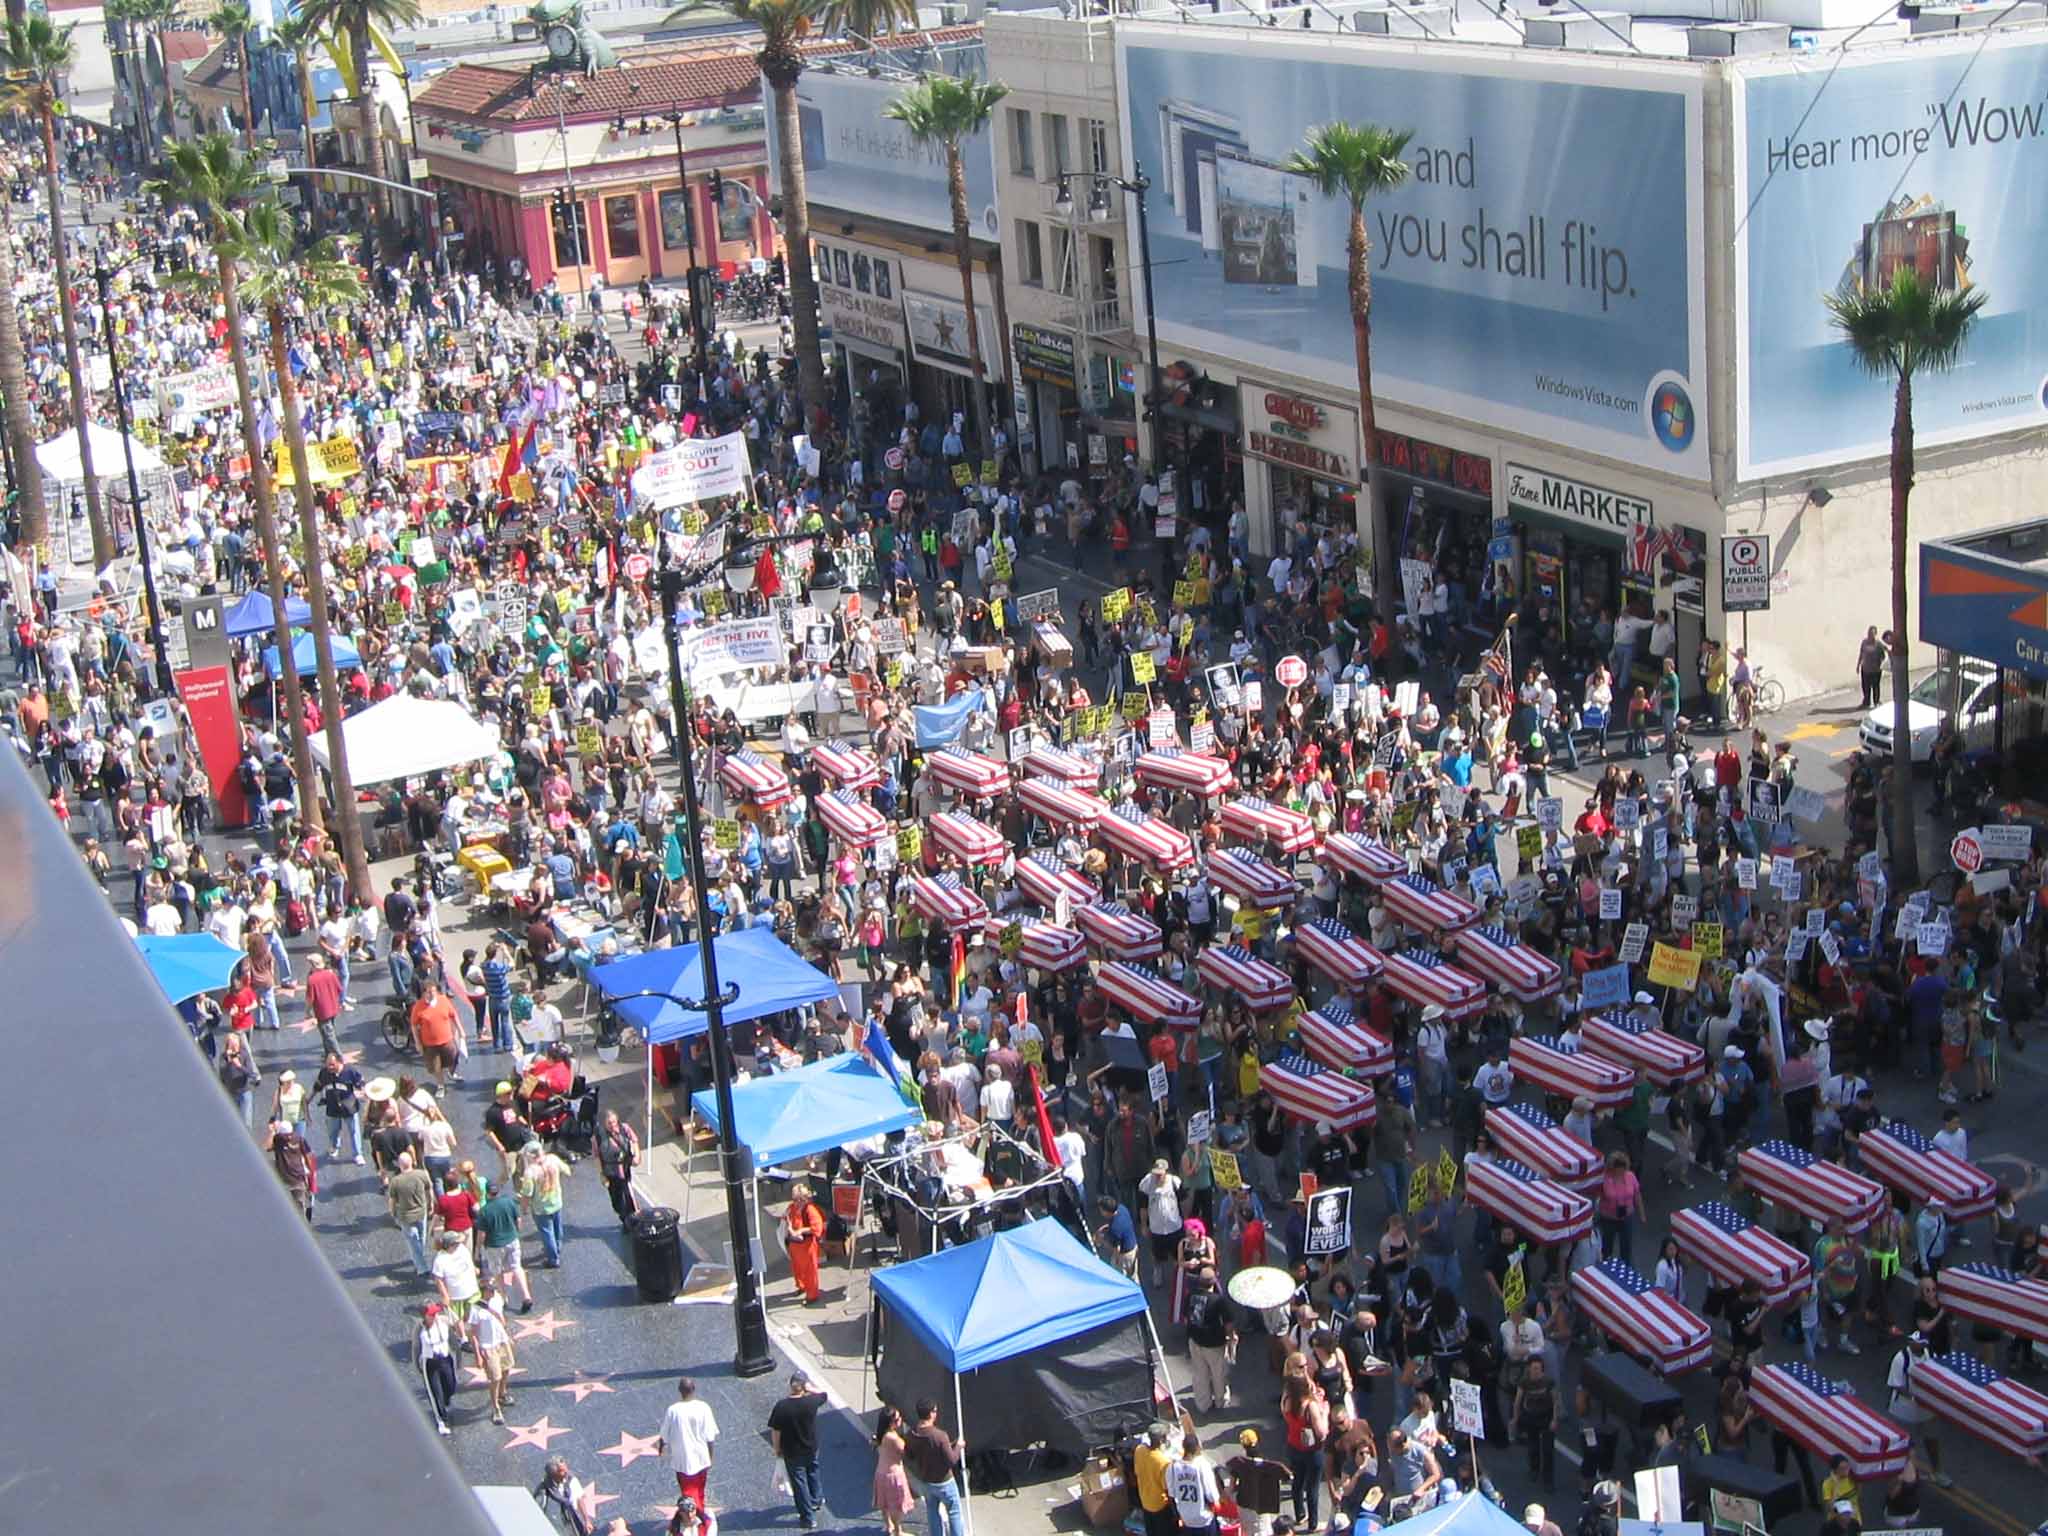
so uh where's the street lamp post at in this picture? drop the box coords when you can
[649,549,774,1379]
[660,109,714,386]
[534,72,589,303]
[89,248,173,696]
[1055,166,1163,471]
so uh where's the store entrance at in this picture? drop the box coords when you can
[1521,528,1622,682]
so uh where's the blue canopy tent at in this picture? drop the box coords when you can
[590,927,845,1155]
[690,1054,918,1170]
[134,933,242,1003]
[867,1218,1170,1479]
[1381,1491,1531,1535]
[262,629,362,678]
[223,590,313,638]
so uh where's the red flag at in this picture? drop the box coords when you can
[1028,1065,1061,1170]
[755,546,782,599]
[497,420,535,497]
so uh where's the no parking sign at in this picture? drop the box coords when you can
[1721,532,1771,612]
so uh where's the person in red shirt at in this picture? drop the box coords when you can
[434,1175,480,1246]
[227,980,259,1038]
[303,952,346,1058]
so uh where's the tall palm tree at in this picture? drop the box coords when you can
[293,0,420,229]
[206,0,259,148]
[271,12,327,219]
[1,18,113,567]
[1285,122,1412,621]
[1824,266,1988,885]
[236,200,371,895]
[884,73,1006,464]
[0,191,46,551]
[666,0,916,426]
[147,134,324,833]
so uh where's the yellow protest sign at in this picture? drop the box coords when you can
[381,599,404,627]
[528,684,551,714]
[1101,587,1131,623]
[999,922,1024,957]
[886,658,905,687]
[980,458,998,483]
[1135,596,1158,628]
[712,818,743,851]
[1129,651,1157,685]
[1692,921,1724,959]
[1502,1262,1527,1313]
[951,462,972,488]
[576,724,603,757]
[273,436,363,487]
[1408,1164,1433,1213]
[682,510,707,534]
[509,470,537,504]
[1173,580,1196,608]
[989,599,1005,631]
[896,826,922,862]
[1020,1037,1044,1066]
[1185,553,1206,580]
[1193,578,1211,605]
[1647,942,1704,990]
[991,551,1012,582]
[1516,824,1543,862]
[1437,1148,1459,1196]
[1209,1148,1244,1190]
[1121,693,1150,722]
[700,586,727,616]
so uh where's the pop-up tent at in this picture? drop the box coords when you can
[869,1218,1171,1482]
[223,590,314,639]
[690,1053,918,1170]
[307,693,503,784]
[134,933,242,1003]
[594,927,843,1042]
[263,629,362,678]
[1380,1491,1533,1536]
[35,421,169,482]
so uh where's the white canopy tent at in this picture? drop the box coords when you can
[309,694,503,785]
[35,422,170,482]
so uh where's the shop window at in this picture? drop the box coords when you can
[1016,219,1044,286]
[1043,113,1070,179]
[1087,118,1111,176]
[551,200,591,268]
[603,195,640,261]
[1009,107,1035,177]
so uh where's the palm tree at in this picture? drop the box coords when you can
[207,0,259,148]
[0,200,45,551]
[1285,122,1412,621]
[147,134,324,833]
[884,73,1006,465]
[293,0,420,230]
[1824,266,1988,885]
[235,200,371,895]
[1,18,112,567]
[666,0,916,427]
[271,12,328,218]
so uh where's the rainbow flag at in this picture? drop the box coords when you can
[950,932,968,1010]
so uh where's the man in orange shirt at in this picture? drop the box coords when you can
[410,979,460,1088]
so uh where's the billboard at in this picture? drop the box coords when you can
[1115,28,1708,479]
[1734,36,2048,479]
[766,66,999,239]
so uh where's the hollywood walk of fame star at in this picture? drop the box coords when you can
[580,1484,620,1512]
[513,1309,576,1342]
[553,1375,614,1404]
[290,1017,319,1034]
[502,1416,573,1452]
[339,1047,364,1066]
[597,1429,664,1468]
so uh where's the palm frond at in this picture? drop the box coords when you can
[1283,121,1413,206]
[882,73,1008,147]
[1823,266,1989,382]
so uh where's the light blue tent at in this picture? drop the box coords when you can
[689,1054,917,1170]
[262,629,362,678]
[591,927,841,1043]
[134,933,242,1003]
[223,590,313,638]
[1381,1491,1533,1536]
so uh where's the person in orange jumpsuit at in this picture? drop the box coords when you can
[783,1181,828,1305]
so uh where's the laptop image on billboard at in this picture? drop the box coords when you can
[1216,149,1318,288]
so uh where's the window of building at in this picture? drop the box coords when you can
[1009,107,1035,178]
[1016,218,1044,286]
[1043,113,1070,179]
[603,194,640,260]
[1051,224,1075,297]
[552,200,591,268]
[1092,234,1118,298]
[1087,118,1111,176]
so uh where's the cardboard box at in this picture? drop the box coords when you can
[961,646,1009,675]
[1077,1458,1128,1528]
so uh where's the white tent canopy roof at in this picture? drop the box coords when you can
[35,423,169,482]
[310,694,504,785]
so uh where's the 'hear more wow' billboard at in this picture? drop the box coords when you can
[1113,26,1709,480]
[1734,35,2048,479]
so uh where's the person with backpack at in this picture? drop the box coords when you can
[1184,1266,1236,1413]
[1886,1330,1951,1486]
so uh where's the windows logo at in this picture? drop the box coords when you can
[1649,377,1696,454]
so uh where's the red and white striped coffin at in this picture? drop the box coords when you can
[1262,1050,1375,1134]
[811,741,882,790]
[1485,1102,1602,1191]
[1912,1351,2048,1459]
[1292,917,1386,990]
[929,811,1006,866]
[1382,874,1480,935]
[1573,1259,1714,1375]
[1860,1119,1997,1220]
[1206,848,1299,910]
[1015,775,1104,829]
[1097,804,1196,872]
[1296,1001,1395,1076]
[1013,852,1097,909]
[1319,833,1408,885]
[1748,1363,1909,1481]
[1464,1156,1594,1246]
[1579,1011,1706,1089]
[1737,1141,1887,1232]
[1074,901,1164,962]
[717,748,793,808]
[1219,796,1318,855]
[1380,947,1487,1022]
[1132,748,1236,797]
[1193,944,1292,1012]
[1508,1035,1634,1111]
[984,911,1088,973]
[817,789,887,848]
[926,747,1010,799]
[1451,924,1563,1002]
[1095,961,1203,1028]
[1018,744,1101,789]
[907,873,989,933]
[1939,1263,2048,1344]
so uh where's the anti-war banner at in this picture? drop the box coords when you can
[630,431,753,510]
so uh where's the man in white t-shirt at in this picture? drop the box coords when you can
[658,1377,720,1513]
[1165,1433,1221,1530]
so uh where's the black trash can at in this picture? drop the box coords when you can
[631,1207,684,1302]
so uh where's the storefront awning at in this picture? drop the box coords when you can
[1922,521,2048,680]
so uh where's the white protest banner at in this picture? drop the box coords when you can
[1784,786,1827,824]
[1599,887,1624,921]
[630,431,753,509]
[449,587,483,634]
[1858,850,1885,881]
[1613,799,1641,832]
[1980,823,2035,862]
[1784,929,1810,962]
[1243,680,1264,715]
[1974,867,2013,894]
[1805,907,1826,934]
[1535,796,1564,832]
[1188,1110,1212,1145]
[1148,709,1178,749]
[157,361,239,415]
[1470,863,1502,897]
[1672,895,1698,929]
[1450,1378,1484,1438]
[1330,682,1352,718]
[1895,909,1920,941]
[681,617,783,678]
[1618,922,1650,964]
[1015,589,1062,622]
[631,624,667,675]
[1304,1187,1352,1257]
[1653,825,1670,860]
[1191,719,1216,753]
[872,618,908,655]
[1917,922,1951,956]
[1818,929,1842,966]
[1734,858,1758,891]
[1393,680,1421,717]
[1147,1061,1171,1103]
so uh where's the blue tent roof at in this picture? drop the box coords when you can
[689,1054,918,1169]
[262,629,362,678]
[591,928,842,1044]
[1381,1492,1531,1536]
[134,933,242,1003]
[223,590,313,638]
[870,1218,1149,1372]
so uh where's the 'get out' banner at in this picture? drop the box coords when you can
[630,431,753,510]
[1734,36,2048,478]
[1114,26,1708,480]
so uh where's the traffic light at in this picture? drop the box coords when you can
[709,169,724,208]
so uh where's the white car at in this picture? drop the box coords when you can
[1858,666,1999,763]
